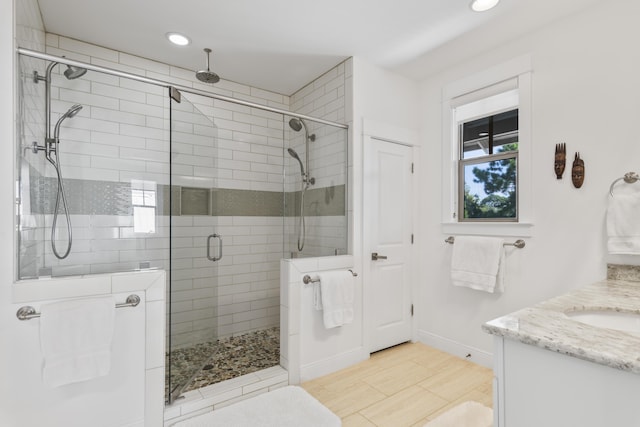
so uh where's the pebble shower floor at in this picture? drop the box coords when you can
[166,327,280,396]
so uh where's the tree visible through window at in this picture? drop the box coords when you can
[459,108,518,221]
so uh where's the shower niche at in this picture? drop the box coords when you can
[15,51,348,403]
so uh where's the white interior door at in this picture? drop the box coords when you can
[364,136,413,353]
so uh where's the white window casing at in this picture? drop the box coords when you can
[441,54,533,237]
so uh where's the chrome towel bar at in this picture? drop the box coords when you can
[609,171,639,196]
[16,294,141,321]
[445,236,525,249]
[303,269,358,284]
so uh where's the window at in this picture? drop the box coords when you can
[441,55,532,232]
[132,181,157,233]
[456,92,519,221]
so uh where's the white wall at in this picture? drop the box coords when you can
[280,256,364,384]
[5,271,165,426]
[1,0,19,420]
[416,0,640,361]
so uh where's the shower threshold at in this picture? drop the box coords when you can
[167,327,280,400]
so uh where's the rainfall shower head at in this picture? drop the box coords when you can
[287,148,305,176]
[196,48,220,84]
[63,64,87,80]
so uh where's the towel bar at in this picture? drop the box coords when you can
[303,269,358,285]
[445,236,525,249]
[16,294,141,321]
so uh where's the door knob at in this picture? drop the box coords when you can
[371,252,388,261]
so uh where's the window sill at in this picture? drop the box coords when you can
[441,222,533,238]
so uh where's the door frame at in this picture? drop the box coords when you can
[361,120,420,354]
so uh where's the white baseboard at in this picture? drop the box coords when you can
[299,347,369,383]
[417,329,493,369]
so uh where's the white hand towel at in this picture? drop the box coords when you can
[607,193,640,254]
[451,236,505,293]
[39,295,115,388]
[313,282,323,311]
[317,271,355,329]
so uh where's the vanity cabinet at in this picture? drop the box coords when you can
[492,336,640,427]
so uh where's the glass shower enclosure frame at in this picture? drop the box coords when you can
[15,48,349,404]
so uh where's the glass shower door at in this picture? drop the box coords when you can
[167,91,285,403]
[167,90,221,403]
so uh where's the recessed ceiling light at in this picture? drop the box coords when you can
[166,32,190,46]
[470,0,500,12]
[479,132,489,137]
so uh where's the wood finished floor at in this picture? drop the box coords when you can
[301,342,493,427]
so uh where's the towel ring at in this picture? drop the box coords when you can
[609,172,639,196]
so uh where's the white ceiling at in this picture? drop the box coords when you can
[36,0,603,95]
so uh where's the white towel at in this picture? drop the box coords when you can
[451,236,504,293]
[312,282,323,311]
[39,295,115,388]
[607,193,640,254]
[316,271,355,328]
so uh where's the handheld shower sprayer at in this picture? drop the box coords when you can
[53,104,83,141]
[287,148,305,178]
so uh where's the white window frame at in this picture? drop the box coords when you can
[441,55,533,237]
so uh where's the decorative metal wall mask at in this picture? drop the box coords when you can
[554,143,566,179]
[572,152,585,188]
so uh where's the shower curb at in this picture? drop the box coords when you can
[163,366,288,426]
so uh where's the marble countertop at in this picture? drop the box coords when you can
[483,279,640,374]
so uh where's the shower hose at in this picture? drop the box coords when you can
[47,140,73,259]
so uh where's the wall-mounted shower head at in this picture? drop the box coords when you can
[63,64,87,80]
[287,148,305,176]
[288,118,316,142]
[289,118,303,132]
[196,48,220,84]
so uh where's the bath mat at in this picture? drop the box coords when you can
[173,386,341,427]
[424,401,493,427]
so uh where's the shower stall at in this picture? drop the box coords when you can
[15,49,348,403]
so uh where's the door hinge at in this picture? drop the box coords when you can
[411,304,414,316]
[411,163,414,174]
[411,234,414,244]
[169,86,181,103]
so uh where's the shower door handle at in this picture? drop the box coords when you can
[207,234,223,262]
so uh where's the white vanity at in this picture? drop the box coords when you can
[484,267,640,427]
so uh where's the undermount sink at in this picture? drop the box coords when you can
[565,310,640,335]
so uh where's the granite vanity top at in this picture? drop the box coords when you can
[483,275,640,374]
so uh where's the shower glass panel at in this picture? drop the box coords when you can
[167,92,284,402]
[16,50,350,406]
[285,116,348,258]
[16,55,171,280]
